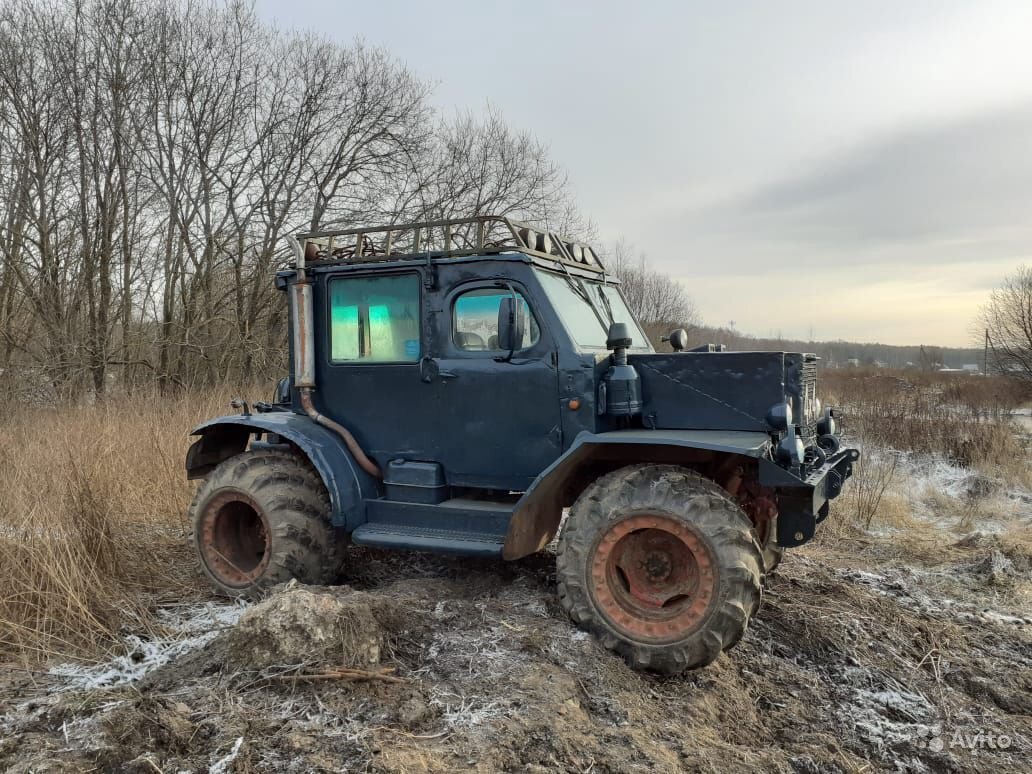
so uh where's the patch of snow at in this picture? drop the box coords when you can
[209,736,244,774]
[865,524,903,538]
[861,445,1032,531]
[47,600,247,690]
[430,691,504,728]
[522,599,549,617]
[832,566,1030,629]
[957,609,1031,627]
[844,570,890,586]
[156,600,247,634]
[839,684,937,754]
[422,620,521,681]
[417,599,541,682]
[904,452,977,500]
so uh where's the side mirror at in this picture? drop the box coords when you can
[497,296,526,352]
[662,328,688,352]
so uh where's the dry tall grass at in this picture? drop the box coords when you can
[0,390,247,663]
[2,371,1027,664]
[822,369,1030,487]
[818,368,1031,539]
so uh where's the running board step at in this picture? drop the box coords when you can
[350,523,506,557]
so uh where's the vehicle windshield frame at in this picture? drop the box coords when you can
[535,268,653,353]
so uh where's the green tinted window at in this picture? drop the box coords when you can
[329,274,420,363]
[453,288,540,351]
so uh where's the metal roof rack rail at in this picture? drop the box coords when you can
[296,215,605,273]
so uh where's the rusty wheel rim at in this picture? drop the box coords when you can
[199,490,271,587]
[590,513,718,643]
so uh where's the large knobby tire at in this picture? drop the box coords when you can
[189,448,345,597]
[557,464,763,674]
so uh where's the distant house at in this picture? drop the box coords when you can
[846,358,860,368]
[961,364,980,373]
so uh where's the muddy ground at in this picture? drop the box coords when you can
[2,506,1030,774]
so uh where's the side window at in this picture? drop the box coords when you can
[329,274,420,363]
[452,287,540,352]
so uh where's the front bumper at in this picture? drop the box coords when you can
[758,442,860,548]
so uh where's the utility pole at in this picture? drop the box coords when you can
[983,328,990,375]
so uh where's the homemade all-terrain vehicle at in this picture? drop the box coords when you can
[186,215,858,673]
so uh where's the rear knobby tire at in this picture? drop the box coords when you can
[189,448,345,597]
[557,464,763,674]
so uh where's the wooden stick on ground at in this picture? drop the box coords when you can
[268,666,409,684]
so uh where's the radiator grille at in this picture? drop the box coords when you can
[801,359,818,441]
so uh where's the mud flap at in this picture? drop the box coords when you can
[776,492,817,547]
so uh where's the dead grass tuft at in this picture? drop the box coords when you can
[0,390,245,662]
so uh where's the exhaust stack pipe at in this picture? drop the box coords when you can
[286,236,382,479]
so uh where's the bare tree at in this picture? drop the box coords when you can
[0,0,589,400]
[980,265,1032,382]
[417,109,583,228]
[603,239,699,329]
[0,0,83,395]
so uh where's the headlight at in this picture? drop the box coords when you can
[777,434,805,466]
[766,401,794,431]
[817,407,836,437]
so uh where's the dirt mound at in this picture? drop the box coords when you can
[220,583,389,669]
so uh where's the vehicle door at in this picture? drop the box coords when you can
[315,269,440,466]
[427,281,562,490]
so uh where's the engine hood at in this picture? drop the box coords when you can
[628,351,810,432]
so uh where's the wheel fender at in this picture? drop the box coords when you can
[186,412,379,530]
[503,429,773,560]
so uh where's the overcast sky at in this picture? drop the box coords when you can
[256,0,1032,347]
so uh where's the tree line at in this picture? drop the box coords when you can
[0,0,700,401]
[0,0,638,399]
[27,1,1023,400]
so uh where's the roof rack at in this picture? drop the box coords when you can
[296,215,605,273]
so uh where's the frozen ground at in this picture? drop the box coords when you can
[1,452,1029,773]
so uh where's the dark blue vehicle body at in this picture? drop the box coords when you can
[188,249,856,560]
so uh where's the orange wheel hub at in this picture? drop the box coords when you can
[199,490,271,587]
[590,513,718,643]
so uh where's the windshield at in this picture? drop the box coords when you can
[536,269,652,351]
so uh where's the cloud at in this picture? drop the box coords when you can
[672,103,1032,272]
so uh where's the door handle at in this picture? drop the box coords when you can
[419,357,459,383]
